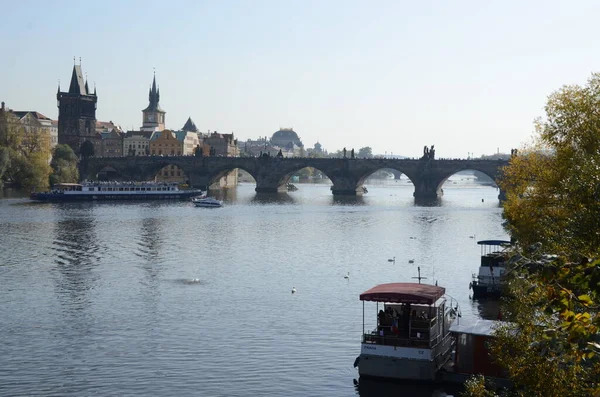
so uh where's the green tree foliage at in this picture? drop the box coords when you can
[357,146,373,158]
[0,147,9,188]
[0,109,52,189]
[488,73,600,396]
[49,144,79,185]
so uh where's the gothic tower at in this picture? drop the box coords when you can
[141,73,166,131]
[57,62,98,156]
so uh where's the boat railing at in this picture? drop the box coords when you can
[362,333,433,349]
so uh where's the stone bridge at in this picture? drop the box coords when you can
[80,156,509,200]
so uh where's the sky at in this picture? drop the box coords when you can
[2,0,600,158]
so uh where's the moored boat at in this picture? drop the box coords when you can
[439,319,512,389]
[30,181,203,201]
[469,240,511,299]
[355,282,460,382]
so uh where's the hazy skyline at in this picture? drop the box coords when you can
[2,1,600,158]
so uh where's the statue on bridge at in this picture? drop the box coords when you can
[343,147,347,159]
[351,148,355,159]
[422,145,435,161]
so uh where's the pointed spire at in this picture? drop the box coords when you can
[94,82,97,96]
[85,76,90,95]
[151,72,157,96]
[143,70,163,113]
[57,80,61,94]
[68,64,86,95]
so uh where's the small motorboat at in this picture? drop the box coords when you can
[192,196,223,208]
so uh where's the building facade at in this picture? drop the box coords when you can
[98,130,124,157]
[149,129,199,182]
[123,130,153,156]
[203,131,239,157]
[10,111,54,152]
[57,63,98,156]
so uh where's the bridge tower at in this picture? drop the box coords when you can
[57,61,98,156]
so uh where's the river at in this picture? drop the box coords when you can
[0,180,507,396]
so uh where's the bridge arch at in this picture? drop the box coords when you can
[279,166,332,188]
[205,164,258,190]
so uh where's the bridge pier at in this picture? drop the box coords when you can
[498,189,506,202]
[412,179,443,200]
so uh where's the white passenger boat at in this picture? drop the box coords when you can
[469,240,511,299]
[191,196,223,208]
[354,282,460,381]
[30,182,204,201]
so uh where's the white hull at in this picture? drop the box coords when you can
[358,334,453,381]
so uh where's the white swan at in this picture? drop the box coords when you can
[344,272,350,279]
[387,257,395,263]
[291,287,297,294]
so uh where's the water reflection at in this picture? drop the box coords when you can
[354,377,462,397]
[51,205,100,311]
[0,187,29,199]
[414,197,442,207]
[210,188,239,202]
[250,192,295,205]
[331,195,365,206]
[472,298,502,320]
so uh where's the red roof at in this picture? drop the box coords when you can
[359,283,445,305]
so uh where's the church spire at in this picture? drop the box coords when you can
[151,72,157,96]
[143,71,163,112]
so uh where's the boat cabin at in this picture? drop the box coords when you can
[359,283,457,349]
[442,319,511,388]
[52,183,83,192]
[478,240,510,270]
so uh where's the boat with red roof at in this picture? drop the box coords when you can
[354,282,460,381]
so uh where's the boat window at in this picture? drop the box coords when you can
[119,188,124,191]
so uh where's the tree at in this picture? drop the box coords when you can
[0,147,9,188]
[486,73,600,396]
[0,109,52,189]
[357,146,373,159]
[501,73,600,257]
[50,144,79,185]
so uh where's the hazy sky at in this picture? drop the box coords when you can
[2,1,599,158]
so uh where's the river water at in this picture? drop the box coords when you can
[0,180,507,397]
